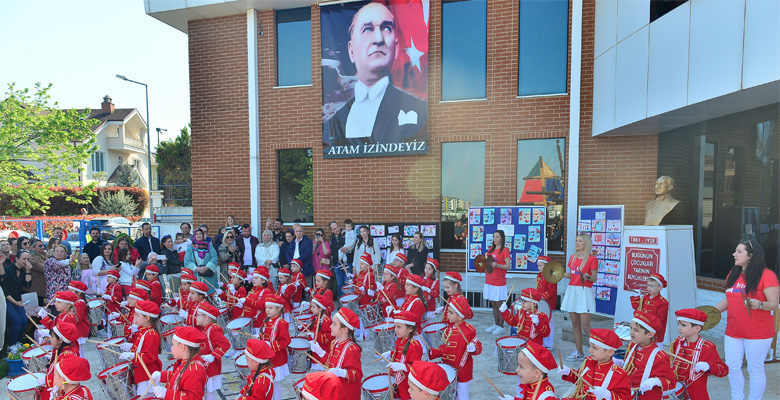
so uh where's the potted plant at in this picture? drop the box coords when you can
[6,343,31,377]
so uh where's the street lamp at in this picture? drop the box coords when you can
[156,128,167,150]
[116,74,152,221]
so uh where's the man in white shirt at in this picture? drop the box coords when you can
[235,223,259,271]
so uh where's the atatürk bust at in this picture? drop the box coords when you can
[645,176,680,226]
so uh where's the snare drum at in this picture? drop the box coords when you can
[614,321,631,341]
[88,299,105,322]
[294,313,314,336]
[97,337,126,369]
[7,372,45,400]
[361,373,396,400]
[342,284,358,296]
[162,329,176,359]
[421,322,448,350]
[98,362,134,400]
[21,345,52,372]
[287,337,312,374]
[662,382,688,400]
[339,294,359,313]
[226,317,253,350]
[437,363,458,400]
[160,313,185,331]
[358,302,383,327]
[109,319,126,338]
[370,322,395,354]
[538,299,551,318]
[216,307,230,329]
[235,354,250,378]
[496,336,527,375]
[294,377,306,400]
[292,303,310,316]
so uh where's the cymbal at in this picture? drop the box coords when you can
[474,254,487,273]
[696,305,722,331]
[543,261,565,284]
[486,255,495,273]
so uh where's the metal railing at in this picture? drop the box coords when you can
[159,184,192,206]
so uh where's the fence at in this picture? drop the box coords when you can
[159,184,192,207]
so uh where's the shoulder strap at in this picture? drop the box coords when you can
[641,347,662,383]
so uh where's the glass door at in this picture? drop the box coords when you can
[693,136,716,276]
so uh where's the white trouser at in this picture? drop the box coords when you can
[136,380,151,396]
[78,337,87,357]
[543,315,554,349]
[457,380,471,400]
[724,335,773,400]
[273,384,282,400]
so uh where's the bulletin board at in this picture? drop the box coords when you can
[358,222,440,265]
[466,206,547,273]
[577,205,624,316]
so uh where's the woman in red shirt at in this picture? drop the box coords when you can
[560,233,598,361]
[483,230,511,336]
[715,239,779,400]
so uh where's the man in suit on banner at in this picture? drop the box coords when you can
[323,2,428,150]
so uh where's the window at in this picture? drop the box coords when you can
[276,7,312,87]
[517,138,565,251]
[91,151,105,173]
[442,0,486,101]
[518,0,569,96]
[278,148,313,223]
[441,142,485,249]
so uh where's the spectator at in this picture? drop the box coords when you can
[133,222,161,261]
[83,226,105,263]
[8,237,18,258]
[180,222,193,242]
[560,233,598,361]
[329,221,350,297]
[26,239,47,305]
[225,215,241,236]
[286,224,314,286]
[184,228,218,293]
[453,220,466,248]
[353,225,380,271]
[254,230,280,283]
[272,218,286,244]
[116,247,141,295]
[44,244,73,303]
[160,234,183,275]
[1,240,12,268]
[1,249,33,350]
[236,223,259,271]
[91,243,116,294]
[46,237,61,258]
[483,230,512,336]
[18,237,31,253]
[113,235,140,265]
[312,228,331,274]
[279,230,294,268]
[50,227,72,257]
[198,224,212,245]
[386,234,405,268]
[76,253,96,296]
[218,229,241,278]
[138,252,163,284]
[404,232,428,276]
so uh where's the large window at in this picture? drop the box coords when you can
[517,138,565,251]
[276,7,312,87]
[278,149,313,223]
[442,0,486,101]
[518,0,569,96]
[441,142,485,249]
[91,151,105,173]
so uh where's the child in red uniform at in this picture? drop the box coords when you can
[136,280,155,306]
[150,326,208,400]
[38,291,79,334]
[117,288,148,341]
[180,281,208,330]
[376,265,403,320]
[352,252,376,340]
[225,269,248,319]
[258,294,291,400]
[395,274,428,351]
[407,361,450,400]
[144,265,164,306]
[385,311,424,400]
[102,270,123,314]
[630,273,669,347]
[118,300,163,397]
[38,322,80,400]
[439,272,464,326]
[237,339,275,400]
[500,341,558,400]
[535,256,557,349]
[309,270,333,299]
[50,355,92,400]
[670,309,728,400]
[422,258,440,320]
[499,288,551,346]
[196,304,231,400]
[300,371,344,400]
[325,308,364,399]
[66,281,90,356]
[288,259,306,306]
[428,295,482,400]
[307,294,335,371]
[275,268,296,322]
[624,311,676,400]
[237,268,273,335]
[558,328,631,400]
[167,273,195,313]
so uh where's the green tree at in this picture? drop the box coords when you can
[114,165,139,187]
[279,149,313,214]
[0,83,97,216]
[156,125,191,205]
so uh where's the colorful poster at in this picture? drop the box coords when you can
[424,238,434,249]
[596,287,611,301]
[606,233,621,246]
[387,225,399,234]
[528,226,541,242]
[603,260,620,274]
[402,237,413,249]
[472,225,484,242]
[375,237,387,249]
[496,224,514,237]
[578,220,592,232]
[518,208,532,224]
[469,243,482,259]
[404,225,419,236]
[527,245,541,262]
[500,208,513,224]
[513,235,526,250]
[516,253,527,269]
[603,274,619,288]
[592,219,606,232]
[579,205,624,316]
[321,0,429,158]
[421,225,436,236]
[606,220,622,232]
[532,208,545,224]
[605,246,621,260]
[592,232,606,246]
[592,245,606,259]
[467,206,546,274]
[483,208,495,225]
[370,225,385,236]
[469,209,481,225]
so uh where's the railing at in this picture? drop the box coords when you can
[159,184,192,206]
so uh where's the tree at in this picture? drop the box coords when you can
[0,83,97,216]
[114,164,139,187]
[156,125,191,205]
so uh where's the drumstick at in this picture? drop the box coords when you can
[379,288,397,312]
[373,347,395,396]
[25,334,48,353]
[293,316,313,334]
[531,379,542,399]
[138,355,157,385]
[314,314,320,340]
[305,352,328,369]
[454,323,470,344]
[665,351,694,365]
[567,367,592,388]
[87,339,120,346]
[99,346,123,356]
[505,284,516,304]
[557,349,564,368]
[26,312,40,328]
[234,330,256,339]
[102,303,131,324]
[482,373,505,397]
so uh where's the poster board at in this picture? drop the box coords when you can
[359,222,439,265]
[577,205,624,316]
[466,206,547,273]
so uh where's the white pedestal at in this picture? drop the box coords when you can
[615,225,697,346]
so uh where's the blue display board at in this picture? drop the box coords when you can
[466,206,547,273]
[578,205,625,316]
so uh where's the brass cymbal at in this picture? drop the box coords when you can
[486,255,495,273]
[696,305,722,331]
[543,261,565,284]
[474,254,487,273]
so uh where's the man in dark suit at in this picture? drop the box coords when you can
[134,222,160,261]
[286,224,314,286]
[235,223,259,271]
[323,2,428,152]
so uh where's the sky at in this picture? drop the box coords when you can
[0,0,189,150]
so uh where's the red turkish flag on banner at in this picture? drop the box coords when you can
[387,0,429,100]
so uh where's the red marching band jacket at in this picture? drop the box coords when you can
[260,315,291,368]
[423,277,439,312]
[630,294,669,343]
[429,321,482,382]
[306,314,334,366]
[500,308,550,346]
[624,342,676,400]
[202,322,231,378]
[325,339,363,399]
[159,357,208,400]
[562,357,632,400]
[355,268,376,305]
[391,336,423,400]
[129,325,162,384]
[670,336,728,400]
[242,287,271,328]
[237,366,275,400]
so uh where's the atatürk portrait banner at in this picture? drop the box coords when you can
[321,0,429,158]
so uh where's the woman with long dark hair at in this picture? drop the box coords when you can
[715,239,779,400]
[483,230,511,336]
[353,225,380,272]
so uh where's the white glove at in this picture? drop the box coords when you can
[639,377,661,393]
[498,302,508,313]
[173,293,180,299]
[346,273,354,279]
[215,289,223,296]
[530,314,539,325]
[387,362,407,372]
[310,341,326,357]
[121,301,128,307]
[329,367,347,378]
[45,352,52,360]
[228,283,235,291]
[37,375,46,386]
[589,386,612,400]
[376,282,384,291]
[37,329,50,338]
[129,324,139,333]
[37,308,47,318]
[306,332,314,339]
[218,281,225,288]
[294,281,301,288]
[346,279,353,285]
[108,312,120,321]
[48,386,59,398]
[435,306,444,314]
[153,386,167,398]
[151,371,161,383]
[694,361,710,373]
[305,286,312,293]
[178,310,189,319]
[466,343,476,353]
[103,294,113,300]
[367,289,375,296]
[120,343,133,351]
[59,259,70,266]
[381,351,391,359]
[557,365,571,376]
[612,357,624,368]
[202,354,215,364]
[119,352,135,361]
[422,286,431,293]
[385,305,395,315]
[281,284,288,292]
[236,301,244,308]
[238,298,247,304]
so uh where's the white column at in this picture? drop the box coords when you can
[566,0,583,257]
[247,9,261,237]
